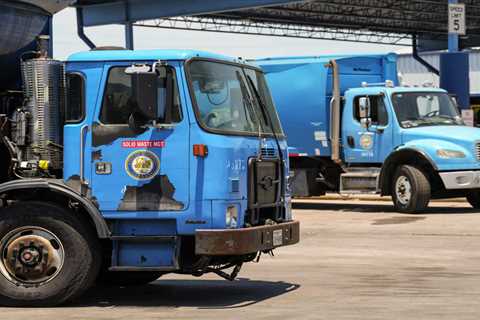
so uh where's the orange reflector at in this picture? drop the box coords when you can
[193,144,208,157]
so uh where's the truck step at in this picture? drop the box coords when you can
[340,169,380,194]
[110,235,176,242]
[108,266,176,272]
[110,235,180,271]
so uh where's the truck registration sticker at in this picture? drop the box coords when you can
[273,229,283,246]
[125,150,160,180]
[122,140,165,148]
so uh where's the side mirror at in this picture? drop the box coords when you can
[358,97,372,129]
[125,62,174,126]
[130,72,158,121]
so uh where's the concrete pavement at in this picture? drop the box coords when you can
[2,199,480,319]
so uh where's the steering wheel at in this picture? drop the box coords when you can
[205,112,218,127]
[424,110,439,118]
[216,120,236,129]
[205,112,236,129]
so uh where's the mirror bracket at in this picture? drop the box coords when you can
[360,118,371,129]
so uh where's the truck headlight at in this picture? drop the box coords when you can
[436,149,466,159]
[226,205,238,229]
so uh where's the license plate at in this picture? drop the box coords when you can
[273,229,283,246]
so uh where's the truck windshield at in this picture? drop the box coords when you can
[391,92,464,128]
[188,60,283,136]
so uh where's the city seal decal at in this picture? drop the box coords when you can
[125,150,160,180]
[360,134,374,150]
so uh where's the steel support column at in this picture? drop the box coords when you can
[440,0,470,110]
[448,0,459,52]
[125,22,134,50]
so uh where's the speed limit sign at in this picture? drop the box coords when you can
[449,3,466,35]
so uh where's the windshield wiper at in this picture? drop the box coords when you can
[246,77,271,130]
[235,71,264,160]
[235,71,257,133]
[246,75,286,197]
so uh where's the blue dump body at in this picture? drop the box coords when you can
[256,54,398,156]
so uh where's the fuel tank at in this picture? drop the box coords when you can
[0,1,71,90]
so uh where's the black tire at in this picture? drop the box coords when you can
[391,165,431,214]
[0,202,101,307]
[98,271,162,286]
[466,191,480,209]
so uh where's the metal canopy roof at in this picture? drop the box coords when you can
[74,0,480,47]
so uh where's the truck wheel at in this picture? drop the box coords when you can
[99,271,163,286]
[466,191,480,209]
[392,165,431,214]
[0,202,101,307]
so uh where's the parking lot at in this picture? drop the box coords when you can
[2,198,480,320]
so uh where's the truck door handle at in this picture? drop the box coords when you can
[80,125,88,184]
[347,136,355,148]
[376,127,385,134]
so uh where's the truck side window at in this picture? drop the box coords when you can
[100,67,182,125]
[354,95,388,126]
[66,73,85,123]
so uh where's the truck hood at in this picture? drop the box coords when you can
[402,125,480,145]
[401,125,480,171]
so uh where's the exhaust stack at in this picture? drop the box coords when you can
[328,60,342,165]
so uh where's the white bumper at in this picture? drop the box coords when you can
[439,171,480,190]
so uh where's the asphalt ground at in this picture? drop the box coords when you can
[2,199,480,319]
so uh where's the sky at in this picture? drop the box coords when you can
[53,8,406,60]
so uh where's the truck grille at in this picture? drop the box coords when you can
[261,147,276,158]
[477,143,480,161]
[246,158,285,225]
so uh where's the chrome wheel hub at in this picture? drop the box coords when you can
[395,176,412,205]
[0,227,64,286]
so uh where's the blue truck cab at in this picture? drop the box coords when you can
[0,48,298,306]
[256,53,480,213]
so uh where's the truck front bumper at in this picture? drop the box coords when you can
[195,220,300,256]
[440,171,480,190]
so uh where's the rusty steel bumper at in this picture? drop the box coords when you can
[195,220,300,256]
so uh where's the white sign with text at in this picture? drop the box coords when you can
[449,3,466,35]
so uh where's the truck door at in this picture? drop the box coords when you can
[87,62,189,213]
[343,94,392,163]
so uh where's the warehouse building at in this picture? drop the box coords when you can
[397,50,480,105]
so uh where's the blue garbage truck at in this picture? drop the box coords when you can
[0,1,298,307]
[256,53,480,213]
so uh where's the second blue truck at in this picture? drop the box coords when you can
[256,53,480,213]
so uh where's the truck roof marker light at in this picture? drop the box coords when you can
[193,144,208,157]
[362,80,395,88]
